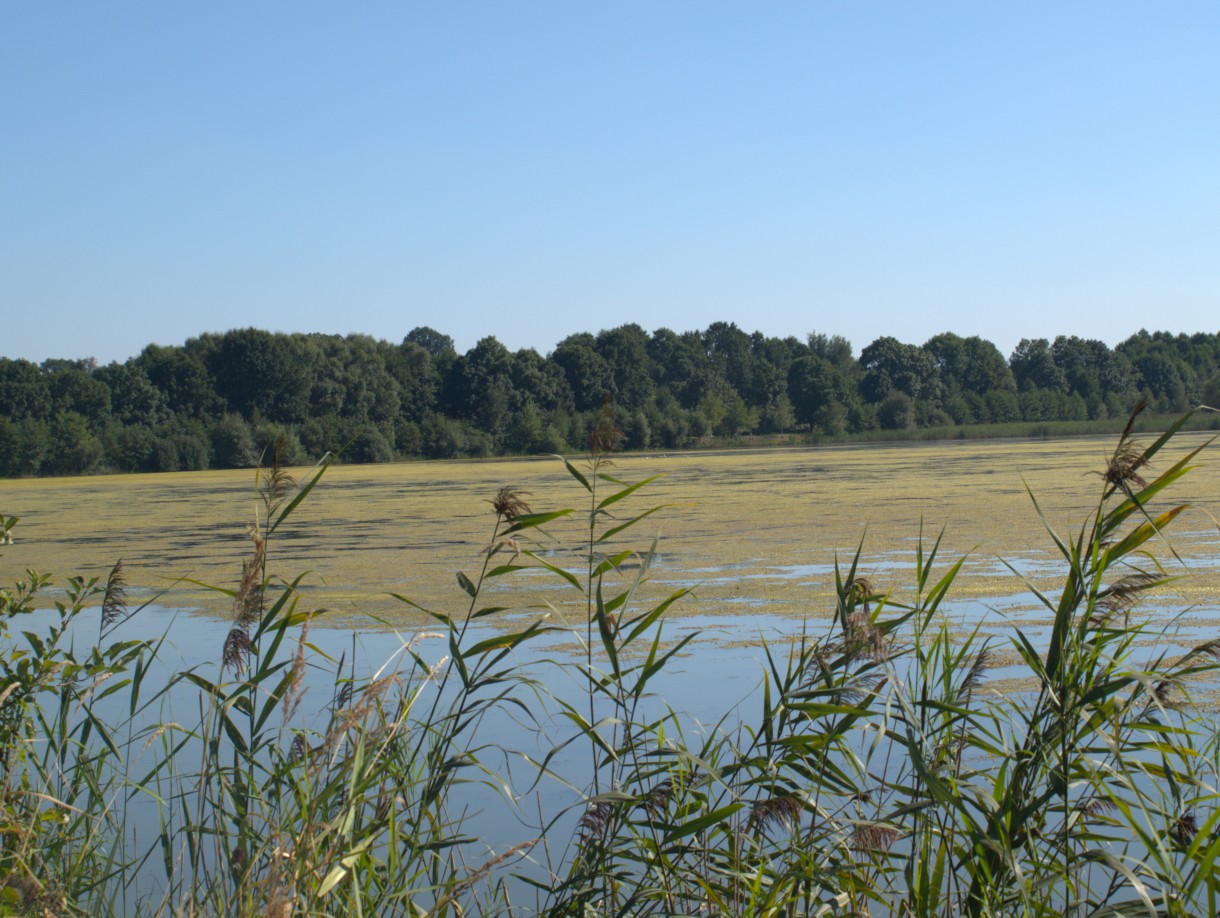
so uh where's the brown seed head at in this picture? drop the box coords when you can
[846,610,890,662]
[101,560,129,631]
[578,800,614,841]
[258,435,298,519]
[223,627,252,675]
[1097,401,1151,496]
[1075,797,1118,817]
[590,395,624,455]
[1171,812,1199,847]
[1101,444,1149,494]
[956,647,992,702]
[490,487,531,521]
[747,794,803,833]
[1096,572,1161,617]
[852,823,899,853]
[639,779,673,818]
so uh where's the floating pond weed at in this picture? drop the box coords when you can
[0,408,1218,914]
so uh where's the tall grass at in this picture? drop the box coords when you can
[0,410,1218,915]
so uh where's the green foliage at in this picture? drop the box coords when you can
[154,428,210,472]
[594,324,655,409]
[47,365,112,421]
[344,422,394,464]
[207,328,314,424]
[48,412,104,475]
[10,325,1220,478]
[210,413,259,469]
[137,342,225,420]
[1119,330,1220,412]
[551,339,610,414]
[788,355,854,431]
[0,418,50,477]
[2,407,1219,914]
[0,555,157,913]
[925,331,1016,396]
[94,362,171,428]
[420,415,493,459]
[0,359,52,422]
[860,335,945,405]
[877,390,916,430]
[539,407,1220,916]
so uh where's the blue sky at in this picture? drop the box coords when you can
[4,3,1217,365]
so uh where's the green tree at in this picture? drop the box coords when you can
[715,392,756,437]
[759,393,796,433]
[1201,369,1220,409]
[1131,352,1189,411]
[445,337,516,446]
[0,359,52,421]
[647,328,706,408]
[594,324,655,410]
[299,414,345,459]
[94,363,171,427]
[511,348,573,414]
[337,336,401,423]
[46,366,111,422]
[807,332,854,371]
[405,326,456,362]
[420,415,491,459]
[137,343,224,419]
[1010,338,1068,392]
[101,422,157,473]
[210,413,258,468]
[656,410,691,449]
[208,328,314,423]
[622,409,652,449]
[787,356,856,429]
[551,340,610,413]
[924,332,1015,396]
[388,340,443,423]
[701,321,755,400]
[0,417,49,476]
[1049,336,1137,417]
[251,420,306,465]
[153,431,210,471]
[505,402,546,454]
[859,336,944,405]
[982,389,1021,423]
[394,418,423,457]
[696,390,726,436]
[48,412,104,474]
[877,391,916,430]
[815,400,849,436]
[345,423,395,463]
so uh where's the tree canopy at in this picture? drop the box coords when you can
[0,324,1212,476]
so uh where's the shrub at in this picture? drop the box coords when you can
[877,390,916,429]
[48,411,104,475]
[252,420,305,466]
[345,423,395,463]
[210,413,259,468]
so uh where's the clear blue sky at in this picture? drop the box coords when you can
[4,3,1217,365]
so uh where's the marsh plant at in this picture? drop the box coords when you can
[0,410,1219,915]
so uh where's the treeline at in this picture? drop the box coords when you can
[1,324,1218,476]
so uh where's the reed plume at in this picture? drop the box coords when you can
[100,559,128,633]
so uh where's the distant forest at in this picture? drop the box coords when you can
[2,325,1219,476]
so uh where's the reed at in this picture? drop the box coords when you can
[0,408,1217,915]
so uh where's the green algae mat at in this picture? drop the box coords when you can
[3,434,1219,630]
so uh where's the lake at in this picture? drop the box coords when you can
[5,433,1219,632]
[4,432,1220,913]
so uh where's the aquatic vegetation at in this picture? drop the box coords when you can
[0,411,1218,915]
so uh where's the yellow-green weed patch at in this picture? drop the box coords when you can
[3,433,1217,626]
